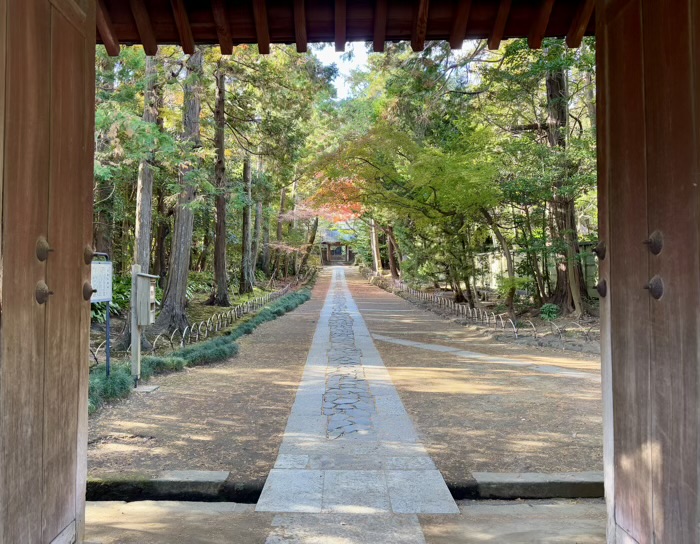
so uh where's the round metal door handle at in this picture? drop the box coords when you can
[35,281,54,304]
[83,282,97,301]
[36,236,54,262]
[596,280,607,298]
[644,275,664,300]
[643,230,664,255]
[84,246,95,265]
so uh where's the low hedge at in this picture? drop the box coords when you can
[88,288,311,415]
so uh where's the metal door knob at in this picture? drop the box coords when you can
[36,236,54,262]
[35,281,54,304]
[643,231,664,255]
[644,275,664,300]
[83,282,97,301]
[596,280,607,298]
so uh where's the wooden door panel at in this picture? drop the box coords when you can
[602,0,652,539]
[0,1,94,542]
[641,1,699,541]
[0,0,51,542]
[75,3,96,540]
[42,6,89,541]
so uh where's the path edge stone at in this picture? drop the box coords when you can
[86,471,603,502]
[86,471,264,503]
[471,471,604,499]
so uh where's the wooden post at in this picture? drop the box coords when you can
[0,1,96,542]
[598,1,700,541]
[131,264,141,385]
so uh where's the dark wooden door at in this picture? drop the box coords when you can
[0,0,95,543]
[598,0,700,542]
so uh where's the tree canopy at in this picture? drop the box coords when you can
[94,37,597,329]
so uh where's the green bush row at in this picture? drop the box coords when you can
[87,288,312,415]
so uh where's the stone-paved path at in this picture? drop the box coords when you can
[257,267,458,542]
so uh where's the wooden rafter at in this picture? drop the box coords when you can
[294,0,308,53]
[95,0,596,54]
[488,0,511,50]
[129,0,157,56]
[449,0,472,50]
[97,0,120,56]
[211,0,233,55]
[170,0,195,54]
[373,0,388,52]
[528,0,555,49]
[252,0,271,54]
[411,0,430,52]
[335,0,346,52]
[566,0,594,48]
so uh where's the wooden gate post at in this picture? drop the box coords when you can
[598,0,700,541]
[0,1,96,542]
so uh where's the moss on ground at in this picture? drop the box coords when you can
[186,287,269,324]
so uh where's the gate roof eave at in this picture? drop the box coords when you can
[96,0,595,57]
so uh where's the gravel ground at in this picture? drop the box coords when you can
[347,269,602,484]
[87,274,331,487]
[89,266,602,489]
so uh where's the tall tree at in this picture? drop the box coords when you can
[239,155,254,294]
[370,219,382,273]
[156,48,203,331]
[384,225,401,279]
[546,66,585,317]
[208,59,230,306]
[299,216,319,272]
[252,200,263,276]
[134,53,160,271]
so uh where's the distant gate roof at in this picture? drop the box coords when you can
[97,0,595,57]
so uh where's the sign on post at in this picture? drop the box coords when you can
[90,261,113,303]
[90,258,113,376]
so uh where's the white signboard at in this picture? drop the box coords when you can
[91,261,113,303]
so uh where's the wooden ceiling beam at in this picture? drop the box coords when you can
[211,0,233,55]
[488,0,511,50]
[129,0,157,56]
[565,0,595,48]
[335,0,346,52]
[170,0,195,54]
[528,0,555,49]
[373,0,387,52]
[97,0,120,56]
[252,0,271,54]
[411,0,430,52]
[449,0,472,50]
[294,0,308,53]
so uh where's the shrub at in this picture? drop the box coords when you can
[88,287,311,415]
[141,356,187,379]
[540,303,560,321]
[88,363,133,414]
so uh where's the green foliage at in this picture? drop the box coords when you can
[308,39,597,315]
[497,276,531,298]
[88,288,312,415]
[88,364,133,414]
[140,356,187,380]
[540,303,560,322]
[90,275,132,323]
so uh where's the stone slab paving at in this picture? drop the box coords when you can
[256,267,457,542]
[85,499,606,543]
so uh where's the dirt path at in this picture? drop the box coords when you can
[89,266,602,492]
[87,273,331,487]
[346,268,603,484]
